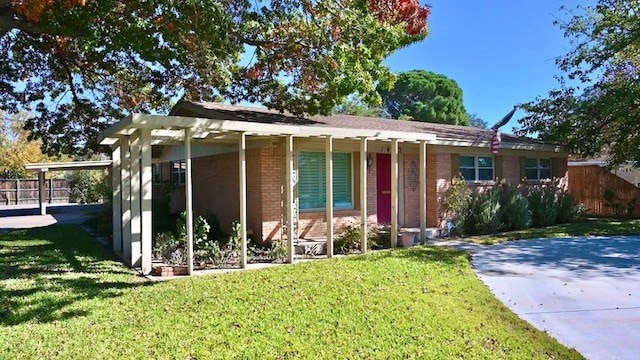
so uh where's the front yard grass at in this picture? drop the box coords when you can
[465,219,640,245]
[0,224,582,359]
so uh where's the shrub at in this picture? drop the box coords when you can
[528,188,559,227]
[603,188,638,218]
[153,232,186,265]
[469,188,502,235]
[368,224,392,249]
[67,170,109,204]
[499,184,531,231]
[334,222,361,254]
[556,191,587,223]
[444,176,472,219]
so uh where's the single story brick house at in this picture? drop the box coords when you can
[99,100,568,275]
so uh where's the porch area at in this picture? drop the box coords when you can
[99,110,438,275]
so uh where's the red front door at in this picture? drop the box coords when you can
[376,154,391,223]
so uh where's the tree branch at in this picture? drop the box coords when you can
[0,4,58,37]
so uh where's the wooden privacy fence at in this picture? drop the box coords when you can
[0,179,71,205]
[568,165,640,218]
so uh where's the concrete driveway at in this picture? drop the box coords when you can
[0,203,101,231]
[469,236,640,360]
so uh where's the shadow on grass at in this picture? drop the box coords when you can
[348,245,470,265]
[0,224,151,326]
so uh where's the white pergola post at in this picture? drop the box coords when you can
[38,170,47,215]
[391,139,399,248]
[360,138,368,252]
[112,142,122,253]
[140,129,152,275]
[325,136,334,258]
[285,135,295,263]
[129,131,142,267]
[120,137,131,257]
[185,128,194,275]
[239,132,247,269]
[419,140,427,243]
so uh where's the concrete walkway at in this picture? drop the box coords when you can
[459,236,640,360]
[0,203,101,231]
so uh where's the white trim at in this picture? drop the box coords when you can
[360,138,368,252]
[185,129,194,275]
[568,161,608,167]
[434,139,565,153]
[239,132,247,268]
[460,155,494,182]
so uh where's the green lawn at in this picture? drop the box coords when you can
[0,225,581,359]
[465,219,640,245]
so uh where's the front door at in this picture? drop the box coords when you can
[376,154,391,223]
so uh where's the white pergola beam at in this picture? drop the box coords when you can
[99,114,438,145]
[129,132,142,267]
[391,139,399,248]
[360,138,368,252]
[325,135,334,258]
[419,140,427,243]
[185,128,194,275]
[140,129,153,275]
[112,142,122,253]
[239,132,248,269]
[285,135,295,263]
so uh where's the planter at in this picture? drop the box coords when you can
[151,265,189,277]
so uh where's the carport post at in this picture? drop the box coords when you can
[391,139,399,248]
[285,135,295,263]
[185,128,194,275]
[419,140,427,243]
[239,132,247,269]
[129,131,142,267]
[112,142,122,253]
[360,137,367,252]
[120,136,132,257]
[140,129,152,275]
[38,170,47,215]
[325,135,334,258]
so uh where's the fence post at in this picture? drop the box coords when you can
[15,179,20,205]
[49,178,53,203]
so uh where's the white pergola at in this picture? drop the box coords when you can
[25,160,113,215]
[98,113,437,275]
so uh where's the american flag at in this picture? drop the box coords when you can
[491,130,501,154]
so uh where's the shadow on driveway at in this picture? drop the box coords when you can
[0,203,103,232]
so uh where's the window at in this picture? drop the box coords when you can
[298,152,352,210]
[526,158,552,180]
[153,163,162,183]
[460,155,494,181]
[171,160,186,185]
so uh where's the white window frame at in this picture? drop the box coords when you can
[297,151,354,211]
[460,155,494,182]
[171,160,186,185]
[526,158,552,181]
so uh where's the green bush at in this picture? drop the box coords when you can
[603,188,638,218]
[334,222,361,254]
[67,170,109,204]
[556,191,587,223]
[368,224,392,249]
[499,184,531,231]
[153,232,186,265]
[469,188,502,235]
[528,188,559,227]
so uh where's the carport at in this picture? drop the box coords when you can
[24,160,112,215]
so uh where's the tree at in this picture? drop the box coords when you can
[0,0,431,156]
[468,113,488,129]
[333,94,386,118]
[519,1,640,166]
[378,70,471,125]
[0,112,64,178]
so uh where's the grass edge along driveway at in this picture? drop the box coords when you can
[0,224,582,359]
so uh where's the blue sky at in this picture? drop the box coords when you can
[385,0,585,133]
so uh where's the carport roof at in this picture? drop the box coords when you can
[25,160,112,172]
